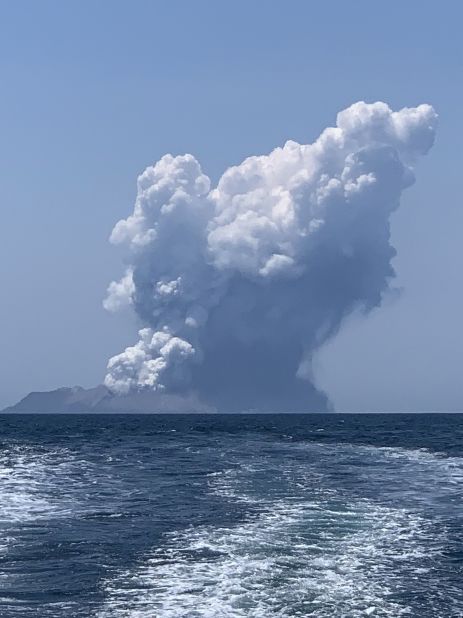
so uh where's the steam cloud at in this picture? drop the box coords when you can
[103,101,437,411]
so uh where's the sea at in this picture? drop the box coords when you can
[0,413,462,618]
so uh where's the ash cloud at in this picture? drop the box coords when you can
[103,102,437,411]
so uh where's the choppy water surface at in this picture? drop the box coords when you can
[0,413,462,617]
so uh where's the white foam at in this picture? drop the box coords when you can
[97,441,459,617]
[0,445,86,524]
[0,442,124,567]
[98,501,432,617]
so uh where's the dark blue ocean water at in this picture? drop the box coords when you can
[0,413,462,617]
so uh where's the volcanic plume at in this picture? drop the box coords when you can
[103,101,437,412]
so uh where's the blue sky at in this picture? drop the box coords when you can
[0,1,462,410]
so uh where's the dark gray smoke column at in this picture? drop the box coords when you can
[103,102,437,411]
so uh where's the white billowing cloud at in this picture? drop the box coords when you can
[104,328,195,395]
[109,153,211,248]
[103,269,135,312]
[103,102,437,410]
[207,102,435,278]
